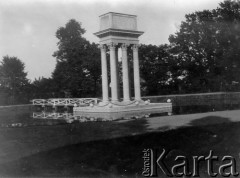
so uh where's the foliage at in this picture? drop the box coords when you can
[138,44,174,95]
[169,0,240,92]
[52,19,101,97]
[0,56,29,104]
[31,77,57,99]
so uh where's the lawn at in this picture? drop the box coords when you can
[0,109,240,177]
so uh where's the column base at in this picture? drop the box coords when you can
[134,98,142,102]
[121,100,132,104]
[111,99,119,103]
[99,101,109,106]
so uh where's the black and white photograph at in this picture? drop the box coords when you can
[0,0,240,177]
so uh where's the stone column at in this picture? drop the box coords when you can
[108,42,119,102]
[100,44,109,102]
[115,48,120,100]
[121,43,130,102]
[133,44,141,101]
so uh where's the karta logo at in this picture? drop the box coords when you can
[142,148,239,177]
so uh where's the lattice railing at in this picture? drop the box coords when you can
[32,112,74,119]
[32,99,46,105]
[32,98,99,106]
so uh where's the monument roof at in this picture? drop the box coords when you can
[99,12,137,17]
[94,12,144,45]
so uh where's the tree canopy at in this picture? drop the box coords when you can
[52,19,101,97]
[138,44,174,95]
[0,56,29,104]
[169,0,240,92]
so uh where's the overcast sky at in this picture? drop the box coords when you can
[0,0,223,81]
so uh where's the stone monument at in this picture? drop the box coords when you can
[73,12,172,118]
[94,12,143,104]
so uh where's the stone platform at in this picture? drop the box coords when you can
[73,101,172,120]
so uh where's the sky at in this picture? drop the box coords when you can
[0,0,223,81]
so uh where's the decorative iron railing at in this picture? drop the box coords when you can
[32,112,73,119]
[32,112,114,122]
[32,98,99,106]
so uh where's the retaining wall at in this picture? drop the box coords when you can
[1,92,240,111]
[142,92,240,106]
[0,104,32,113]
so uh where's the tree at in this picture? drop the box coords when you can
[138,44,173,95]
[82,42,101,96]
[169,0,240,93]
[31,77,56,99]
[0,56,29,104]
[52,19,101,97]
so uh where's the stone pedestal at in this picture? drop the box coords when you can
[74,101,172,116]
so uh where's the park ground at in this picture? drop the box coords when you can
[0,109,240,177]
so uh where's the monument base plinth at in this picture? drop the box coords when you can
[73,101,172,120]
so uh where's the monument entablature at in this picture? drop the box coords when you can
[94,12,144,45]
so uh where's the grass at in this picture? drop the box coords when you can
[0,110,240,177]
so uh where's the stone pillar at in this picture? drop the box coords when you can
[109,42,119,102]
[100,44,109,102]
[121,43,130,102]
[133,44,141,101]
[115,47,120,100]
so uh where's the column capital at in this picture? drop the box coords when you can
[132,44,139,51]
[107,42,117,50]
[121,43,129,50]
[99,44,107,51]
